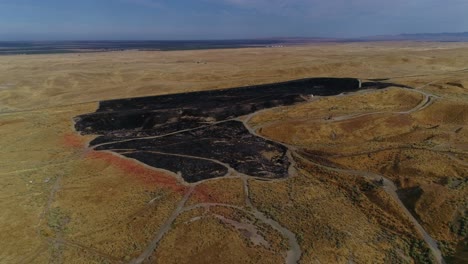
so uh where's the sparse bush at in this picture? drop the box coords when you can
[457,215,468,237]
[449,213,468,237]
[48,207,70,232]
[408,239,434,264]
[438,240,455,258]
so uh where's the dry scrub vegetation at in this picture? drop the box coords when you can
[0,42,467,263]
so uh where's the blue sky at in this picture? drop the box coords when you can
[0,0,467,40]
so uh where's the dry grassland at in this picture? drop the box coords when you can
[0,42,467,263]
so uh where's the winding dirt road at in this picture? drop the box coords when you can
[125,82,447,264]
[240,82,447,264]
[294,154,445,264]
[130,186,194,264]
[37,80,450,264]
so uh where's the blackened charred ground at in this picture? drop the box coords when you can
[99,121,290,182]
[74,77,376,183]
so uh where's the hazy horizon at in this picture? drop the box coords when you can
[1,32,468,42]
[1,0,468,41]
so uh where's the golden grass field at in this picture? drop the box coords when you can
[0,42,467,264]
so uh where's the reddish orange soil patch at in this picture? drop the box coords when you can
[192,184,222,203]
[62,132,88,148]
[87,151,187,194]
[85,150,229,203]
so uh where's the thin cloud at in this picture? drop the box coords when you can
[121,0,164,8]
[1,0,467,40]
[217,0,468,17]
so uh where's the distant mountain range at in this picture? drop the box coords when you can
[361,32,468,41]
[262,32,468,45]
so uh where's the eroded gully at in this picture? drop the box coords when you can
[241,85,445,264]
[129,84,444,264]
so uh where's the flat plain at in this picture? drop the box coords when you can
[0,42,467,264]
